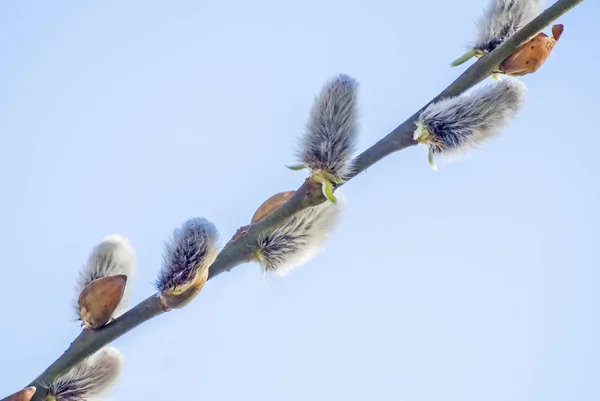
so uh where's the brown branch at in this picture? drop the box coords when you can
[23,0,584,399]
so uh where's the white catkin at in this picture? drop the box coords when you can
[156,217,219,293]
[474,0,545,52]
[75,235,135,317]
[47,347,123,401]
[257,192,345,277]
[415,78,527,162]
[298,74,359,179]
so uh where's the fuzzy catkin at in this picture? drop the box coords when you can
[47,347,123,401]
[416,78,527,160]
[475,0,544,52]
[156,217,219,293]
[75,235,135,317]
[256,192,344,276]
[297,74,359,179]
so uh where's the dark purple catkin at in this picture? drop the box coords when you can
[46,347,123,401]
[156,217,219,308]
[414,78,527,169]
[451,0,544,66]
[255,191,345,278]
[289,74,359,203]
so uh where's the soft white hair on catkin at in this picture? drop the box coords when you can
[298,74,359,179]
[475,0,544,52]
[156,217,219,292]
[75,235,135,317]
[47,347,123,401]
[416,78,527,162]
[256,191,345,277]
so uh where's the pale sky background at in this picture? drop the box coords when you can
[1,1,598,400]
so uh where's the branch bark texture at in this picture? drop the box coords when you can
[23,0,584,399]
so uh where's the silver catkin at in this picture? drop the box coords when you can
[474,0,545,53]
[156,217,219,293]
[415,78,527,161]
[297,74,359,179]
[47,347,123,401]
[256,192,345,277]
[75,235,135,318]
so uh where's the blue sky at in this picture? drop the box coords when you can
[1,0,598,400]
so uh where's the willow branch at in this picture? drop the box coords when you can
[23,0,583,399]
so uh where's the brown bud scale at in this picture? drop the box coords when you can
[251,191,296,224]
[78,275,127,329]
[1,386,36,401]
[498,24,564,76]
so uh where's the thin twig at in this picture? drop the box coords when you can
[22,0,584,399]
